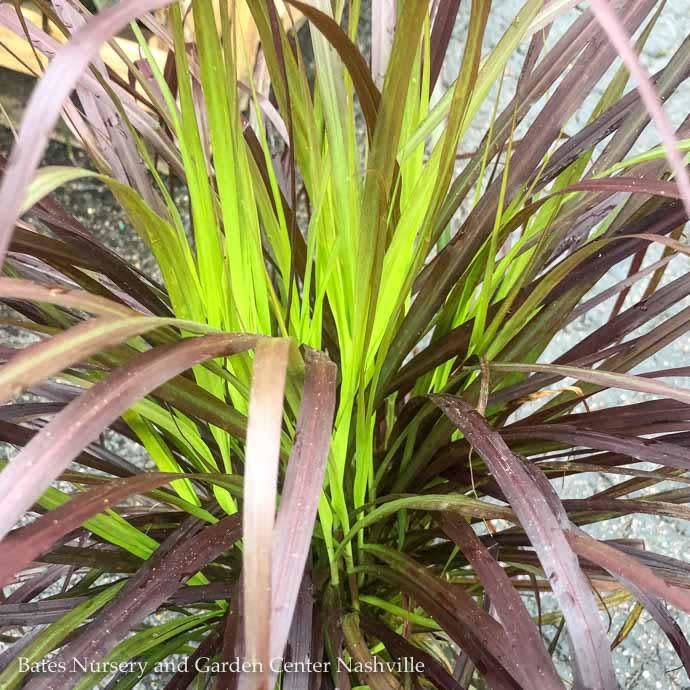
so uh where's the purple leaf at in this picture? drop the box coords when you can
[432,396,617,689]
[0,333,256,541]
[0,472,192,586]
[429,0,461,90]
[568,529,690,615]
[270,349,336,660]
[589,0,690,217]
[437,513,562,689]
[0,0,177,267]
[242,338,291,690]
[24,514,241,690]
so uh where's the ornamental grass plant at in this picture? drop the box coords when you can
[0,1,690,688]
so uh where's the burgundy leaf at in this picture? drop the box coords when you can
[242,338,291,690]
[0,333,257,540]
[270,349,336,659]
[0,472,189,586]
[163,624,224,690]
[24,514,241,690]
[364,545,526,689]
[429,0,461,90]
[432,396,617,689]
[437,513,562,689]
[282,576,315,690]
[567,529,690,615]
[589,0,690,216]
[283,0,381,141]
[0,0,178,266]
[616,576,690,676]
[360,615,465,690]
[0,315,178,405]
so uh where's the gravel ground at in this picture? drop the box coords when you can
[441,2,690,687]
[1,2,690,688]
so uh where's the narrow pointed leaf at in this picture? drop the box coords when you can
[242,338,291,690]
[432,396,617,689]
[0,0,178,266]
[0,334,257,540]
[270,349,336,659]
[23,515,241,690]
